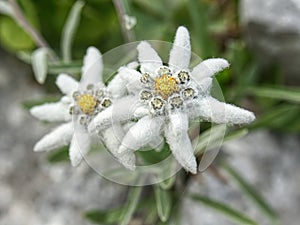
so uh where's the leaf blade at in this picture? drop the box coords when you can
[85,207,124,224]
[154,185,172,222]
[119,186,142,225]
[190,194,259,225]
[61,0,85,63]
[248,86,300,103]
[222,163,279,223]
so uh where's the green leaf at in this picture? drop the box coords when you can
[154,185,172,222]
[188,0,217,57]
[136,144,171,166]
[47,146,69,163]
[119,186,142,225]
[222,163,279,224]
[85,207,124,225]
[159,175,176,190]
[194,125,249,171]
[248,86,300,103]
[0,17,35,50]
[194,124,227,155]
[190,194,259,225]
[48,61,82,75]
[0,0,39,51]
[249,104,300,131]
[194,125,249,156]
[31,47,49,84]
[61,0,85,63]
[223,128,249,142]
[142,198,158,225]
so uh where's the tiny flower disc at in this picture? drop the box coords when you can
[77,94,98,115]
[154,74,179,99]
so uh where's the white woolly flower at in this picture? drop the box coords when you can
[89,26,255,174]
[31,47,135,169]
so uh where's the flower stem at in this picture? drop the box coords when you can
[8,0,50,48]
[112,0,135,42]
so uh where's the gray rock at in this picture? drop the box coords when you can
[240,0,300,84]
[181,131,300,225]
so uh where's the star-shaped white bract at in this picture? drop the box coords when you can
[105,26,255,174]
[30,47,135,168]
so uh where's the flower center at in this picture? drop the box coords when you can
[154,74,179,99]
[76,94,98,115]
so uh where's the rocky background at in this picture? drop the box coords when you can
[240,0,300,84]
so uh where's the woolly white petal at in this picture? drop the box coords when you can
[30,101,71,122]
[122,121,135,133]
[196,77,213,95]
[108,67,141,97]
[56,73,79,96]
[137,41,162,74]
[88,96,139,133]
[191,96,255,125]
[118,116,164,154]
[119,67,143,94]
[191,58,229,81]
[164,112,197,174]
[133,106,150,118]
[34,122,73,152]
[102,126,136,170]
[80,47,103,88]
[106,73,127,98]
[169,26,191,70]
[69,127,91,167]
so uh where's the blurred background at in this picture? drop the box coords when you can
[0,0,299,225]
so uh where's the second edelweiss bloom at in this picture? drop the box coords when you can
[30,47,134,168]
[114,26,255,173]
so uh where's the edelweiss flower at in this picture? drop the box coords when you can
[89,26,255,174]
[31,47,134,168]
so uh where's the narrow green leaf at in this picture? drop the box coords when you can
[188,0,217,57]
[194,124,227,155]
[137,196,157,225]
[223,129,248,142]
[222,163,279,223]
[119,186,142,225]
[85,207,124,224]
[31,47,49,84]
[48,61,82,75]
[61,0,85,63]
[154,185,172,222]
[159,175,175,190]
[248,86,300,103]
[0,17,35,51]
[194,125,249,156]
[249,104,300,130]
[0,1,13,16]
[47,146,69,163]
[190,194,259,225]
